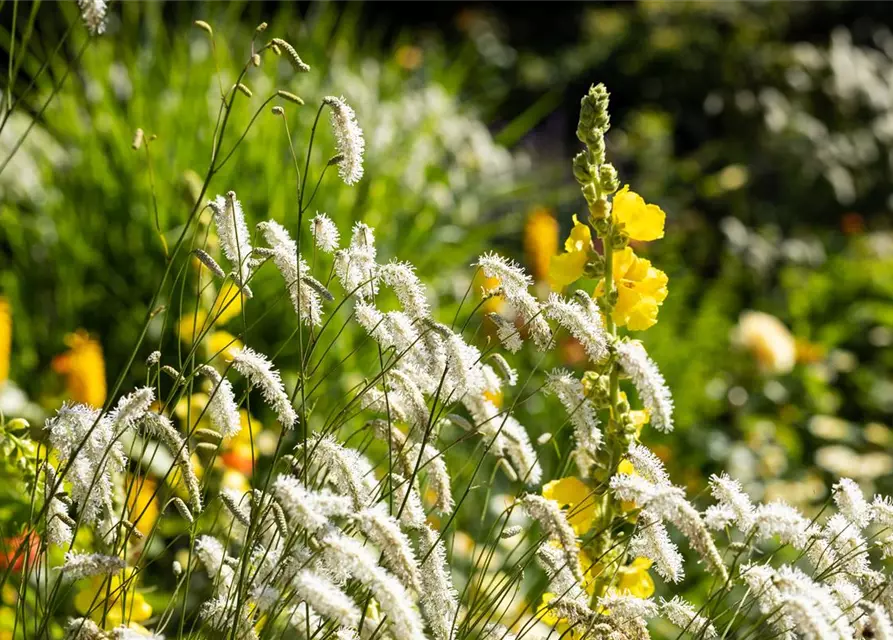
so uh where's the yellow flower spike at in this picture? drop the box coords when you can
[549,215,593,289]
[209,281,245,326]
[597,247,668,331]
[615,557,655,598]
[541,477,599,535]
[524,207,559,283]
[612,186,665,242]
[0,297,10,384]
[51,330,107,407]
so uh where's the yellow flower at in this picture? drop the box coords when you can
[614,557,655,598]
[125,476,160,537]
[734,311,796,375]
[177,311,209,345]
[74,569,152,628]
[474,270,504,316]
[549,215,592,289]
[0,298,10,384]
[598,247,668,331]
[52,330,107,407]
[541,477,599,535]
[612,186,665,242]
[209,282,245,326]
[207,331,243,361]
[524,207,559,282]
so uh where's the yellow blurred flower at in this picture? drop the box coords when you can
[733,311,796,375]
[612,186,665,242]
[0,298,10,384]
[615,557,655,598]
[125,476,160,538]
[541,477,598,535]
[524,207,559,283]
[52,330,107,407]
[177,311,209,345]
[597,247,668,331]
[74,569,152,628]
[210,282,245,326]
[395,45,423,70]
[474,270,504,316]
[208,331,243,361]
[549,215,592,289]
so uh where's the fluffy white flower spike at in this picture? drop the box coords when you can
[310,212,340,253]
[545,292,608,363]
[833,477,872,529]
[615,339,674,432]
[476,253,553,350]
[210,191,253,292]
[231,346,297,427]
[324,96,365,185]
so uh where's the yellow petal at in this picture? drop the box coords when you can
[549,251,589,289]
[612,185,665,242]
[564,215,593,253]
[542,477,598,535]
[210,282,244,326]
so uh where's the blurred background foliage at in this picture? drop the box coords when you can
[2,0,893,607]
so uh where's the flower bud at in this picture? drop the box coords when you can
[611,230,629,250]
[599,163,620,194]
[584,256,605,279]
[572,151,594,185]
[581,182,599,206]
[593,216,611,236]
[589,197,610,220]
[6,418,29,431]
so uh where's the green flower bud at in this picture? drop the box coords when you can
[6,418,29,431]
[589,197,610,221]
[587,135,606,165]
[593,216,611,236]
[599,164,620,194]
[572,151,594,185]
[584,254,605,278]
[581,182,599,206]
[611,230,629,250]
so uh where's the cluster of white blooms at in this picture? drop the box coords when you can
[257,220,329,327]
[230,346,297,427]
[544,292,607,363]
[197,365,241,438]
[335,230,542,486]
[544,369,601,476]
[310,212,340,253]
[521,494,583,582]
[614,339,674,433]
[610,446,727,582]
[334,222,379,300]
[45,403,125,526]
[477,253,552,350]
[58,552,125,582]
[77,0,107,35]
[209,191,253,294]
[323,96,365,186]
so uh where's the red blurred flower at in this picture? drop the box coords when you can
[0,533,40,573]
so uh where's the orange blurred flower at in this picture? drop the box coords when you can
[524,207,559,283]
[52,330,106,406]
[0,298,10,384]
